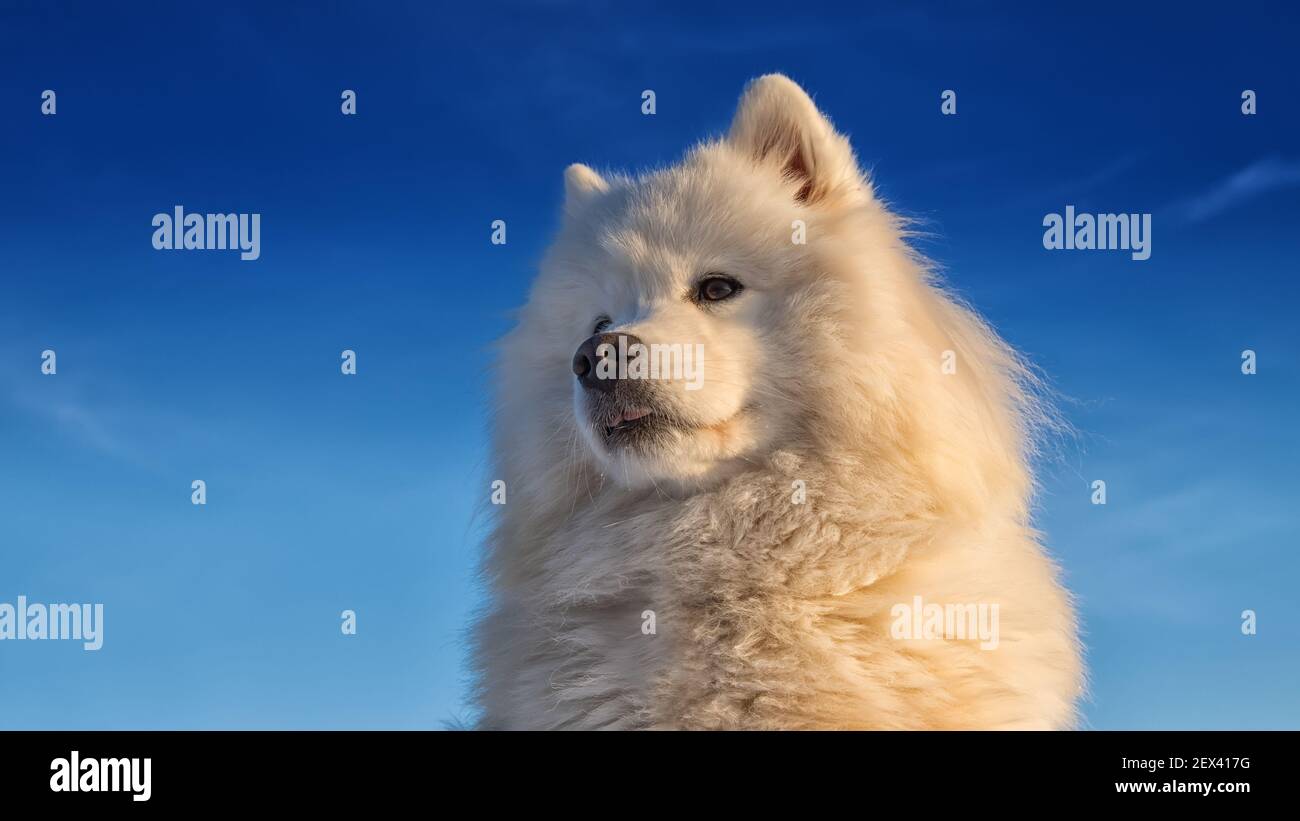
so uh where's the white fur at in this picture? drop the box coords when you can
[472,75,1083,729]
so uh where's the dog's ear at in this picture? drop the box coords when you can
[728,74,864,206]
[564,163,608,208]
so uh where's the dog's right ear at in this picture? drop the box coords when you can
[564,163,608,211]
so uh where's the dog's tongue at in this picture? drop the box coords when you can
[609,407,652,426]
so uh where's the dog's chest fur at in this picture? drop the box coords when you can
[475,453,1016,730]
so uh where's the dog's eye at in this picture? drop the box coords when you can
[697,275,742,303]
[592,316,612,335]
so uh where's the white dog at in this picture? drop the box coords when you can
[472,75,1083,729]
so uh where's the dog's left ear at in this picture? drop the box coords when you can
[564,163,608,203]
[728,74,865,206]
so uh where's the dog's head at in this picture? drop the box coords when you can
[501,75,1038,502]
[508,75,880,489]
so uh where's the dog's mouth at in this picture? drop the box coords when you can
[582,392,675,450]
[579,390,759,473]
[603,406,655,438]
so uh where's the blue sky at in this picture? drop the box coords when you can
[0,1,1296,729]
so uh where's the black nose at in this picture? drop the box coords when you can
[572,332,643,392]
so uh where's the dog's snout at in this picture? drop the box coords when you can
[573,332,643,392]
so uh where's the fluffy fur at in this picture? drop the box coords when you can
[472,75,1083,729]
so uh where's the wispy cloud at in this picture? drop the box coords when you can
[0,338,162,470]
[1006,153,1143,210]
[1174,156,1300,223]
[5,385,148,467]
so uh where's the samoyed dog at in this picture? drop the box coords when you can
[473,75,1083,729]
